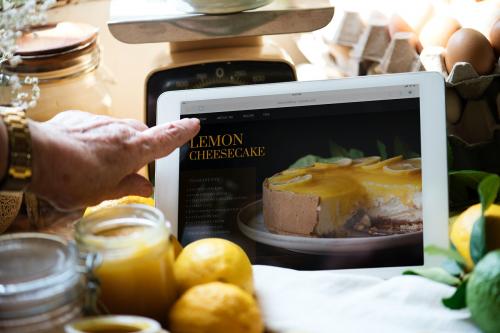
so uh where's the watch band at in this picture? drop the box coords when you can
[0,106,32,191]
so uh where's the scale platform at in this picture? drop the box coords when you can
[108,0,335,44]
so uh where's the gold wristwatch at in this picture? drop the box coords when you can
[0,106,32,191]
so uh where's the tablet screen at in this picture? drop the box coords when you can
[178,84,423,270]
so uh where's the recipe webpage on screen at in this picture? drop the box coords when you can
[178,86,423,270]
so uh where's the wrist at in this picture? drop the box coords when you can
[27,120,53,195]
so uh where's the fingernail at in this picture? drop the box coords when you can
[188,118,200,125]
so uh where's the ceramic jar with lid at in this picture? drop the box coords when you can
[0,233,84,333]
[0,22,112,121]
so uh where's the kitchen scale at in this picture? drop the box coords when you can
[108,0,334,181]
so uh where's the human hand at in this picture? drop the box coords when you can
[27,111,200,211]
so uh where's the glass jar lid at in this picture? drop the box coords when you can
[5,22,100,79]
[15,22,98,57]
[65,315,164,333]
[0,233,82,319]
[75,204,170,257]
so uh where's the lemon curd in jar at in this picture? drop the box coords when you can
[65,315,165,333]
[75,205,176,324]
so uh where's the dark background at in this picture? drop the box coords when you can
[179,98,424,269]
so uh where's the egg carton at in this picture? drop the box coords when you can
[420,47,500,99]
[327,14,423,76]
[325,10,500,173]
[419,47,500,172]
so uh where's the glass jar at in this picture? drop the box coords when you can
[65,315,167,333]
[75,204,177,325]
[0,22,112,121]
[0,233,83,333]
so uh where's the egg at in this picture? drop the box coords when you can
[445,28,496,75]
[388,14,422,52]
[490,19,500,56]
[419,16,461,48]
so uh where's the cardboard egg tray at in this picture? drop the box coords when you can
[419,47,500,172]
[327,11,423,76]
[327,11,500,173]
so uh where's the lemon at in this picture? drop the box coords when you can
[450,204,500,269]
[169,282,264,333]
[170,235,183,259]
[353,156,381,167]
[313,158,352,169]
[281,167,309,176]
[84,195,154,216]
[466,250,500,333]
[174,238,254,295]
[382,158,421,175]
[361,155,403,170]
[269,174,312,190]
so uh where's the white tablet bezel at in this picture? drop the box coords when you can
[155,72,448,277]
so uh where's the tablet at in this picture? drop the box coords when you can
[156,72,448,276]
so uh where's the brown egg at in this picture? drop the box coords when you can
[419,16,461,48]
[490,19,500,56]
[388,14,422,53]
[445,28,496,75]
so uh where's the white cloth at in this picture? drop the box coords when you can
[253,265,479,333]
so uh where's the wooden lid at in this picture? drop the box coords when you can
[16,22,98,56]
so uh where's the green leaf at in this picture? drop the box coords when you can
[442,259,464,277]
[478,174,500,213]
[448,170,492,209]
[442,279,468,310]
[470,214,486,265]
[329,142,349,157]
[425,245,465,265]
[393,137,419,159]
[470,175,500,264]
[317,156,345,164]
[348,149,364,159]
[289,154,319,169]
[377,140,388,160]
[403,267,461,286]
[448,170,491,189]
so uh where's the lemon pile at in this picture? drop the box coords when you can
[170,238,263,333]
[84,197,264,333]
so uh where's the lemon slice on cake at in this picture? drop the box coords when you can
[383,158,421,175]
[269,174,312,190]
[362,155,403,170]
[353,156,381,167]
[314,158,352,169]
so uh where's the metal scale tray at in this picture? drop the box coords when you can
[108,0,335,43]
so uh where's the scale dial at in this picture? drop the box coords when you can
[146,60,296,181]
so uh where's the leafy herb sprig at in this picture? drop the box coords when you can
[404,172,500,309]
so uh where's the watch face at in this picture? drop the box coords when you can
[146,60,296,182]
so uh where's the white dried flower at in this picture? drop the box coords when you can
[1,0,55,108]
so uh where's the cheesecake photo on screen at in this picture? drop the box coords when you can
[263,153,422,238]
[178,85,423,270]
